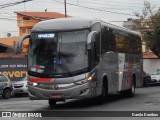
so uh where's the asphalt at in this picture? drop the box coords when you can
[1,84,160,120]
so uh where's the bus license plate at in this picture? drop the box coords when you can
[51,94,62,99]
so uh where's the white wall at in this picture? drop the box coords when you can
[143,59,160,74]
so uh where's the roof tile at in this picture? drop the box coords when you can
[15,12,68,20]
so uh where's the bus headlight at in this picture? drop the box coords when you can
[75,79,87,85]
[87,72,95,81]
[87,76,93,81]
[74,74,95,85]
[32,82,38,86]
[28,81,39,86]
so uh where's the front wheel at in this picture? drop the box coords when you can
[2,88,11,99]
[95,80,108,104]
[48,100,56,107]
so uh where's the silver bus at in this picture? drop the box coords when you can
[17,18,143,106]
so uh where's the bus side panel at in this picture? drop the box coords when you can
[120,54,143,91]
[118,53,126,91]
[117,53,135,91]
[99,52,119,93]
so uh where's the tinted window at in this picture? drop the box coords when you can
[100,24,141,54]
[28,30,89,75]
[101,26,115,54]
[114,30,142,54]
[129,36,142,54]
[115,30,130,53]
[91,23,100,61]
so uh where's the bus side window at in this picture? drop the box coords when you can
[101,26,115,54]
[90,42,97,69]
[91,22,101,58]
[115,30,129,53]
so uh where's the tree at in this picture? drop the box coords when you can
[134,1,160,58]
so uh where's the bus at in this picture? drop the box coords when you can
[17,18,143,106]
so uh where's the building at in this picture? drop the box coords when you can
[0,12,67,55]
[15,12,67,37]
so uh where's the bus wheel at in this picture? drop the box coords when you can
[123,77,135,97]
[48,100,56,107]
[96,80,108,104]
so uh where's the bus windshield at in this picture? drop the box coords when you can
[28,30,89,77]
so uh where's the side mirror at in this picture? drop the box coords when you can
[16,34,30,54]
[87,31,98,49]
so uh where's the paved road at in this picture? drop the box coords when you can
[1,85,160,120]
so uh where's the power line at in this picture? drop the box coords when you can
[68,0,160,9]
[92,0,160,6]
[0,0,33,9]
[53,0,136,16]
[0,17,40,23]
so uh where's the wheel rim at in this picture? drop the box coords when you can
[4,89,11,98]
[131,82,135,94]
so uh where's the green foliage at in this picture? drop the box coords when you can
[134,1,160,58]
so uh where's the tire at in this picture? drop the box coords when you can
[143,80,150,87]
[121,76,136,97]
[48,100,56,107]
[96,80,108,104]
[2,88,11,99]
[125,77,135,97]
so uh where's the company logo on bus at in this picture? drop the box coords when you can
[50,78,56,82]
[53,85,59,90]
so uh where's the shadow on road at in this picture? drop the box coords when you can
[39,93,141,110]
[0,93,28,100]
[147,83,160,87]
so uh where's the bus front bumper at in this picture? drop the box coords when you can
[28,81,99,100]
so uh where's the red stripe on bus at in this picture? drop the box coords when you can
[29,78,52,82]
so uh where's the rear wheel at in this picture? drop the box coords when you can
[2,88,11,99]
[48,100,56,107]
[121,76,135,97]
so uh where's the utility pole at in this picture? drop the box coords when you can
[64,0,67,17]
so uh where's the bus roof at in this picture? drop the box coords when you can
[100,20,141,36]
[32,18,92,32]
[31,17,140,36]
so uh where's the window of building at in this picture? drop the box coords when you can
[22,28,26,33]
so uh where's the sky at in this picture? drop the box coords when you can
[0,0,160,37]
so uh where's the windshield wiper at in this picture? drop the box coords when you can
[60,56,73,77]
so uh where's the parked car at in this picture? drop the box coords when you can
[143,69,160,87]
[0,72,12,99]
[143,71,151,87]
[12,76,28,96]
[150,68,160,84]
